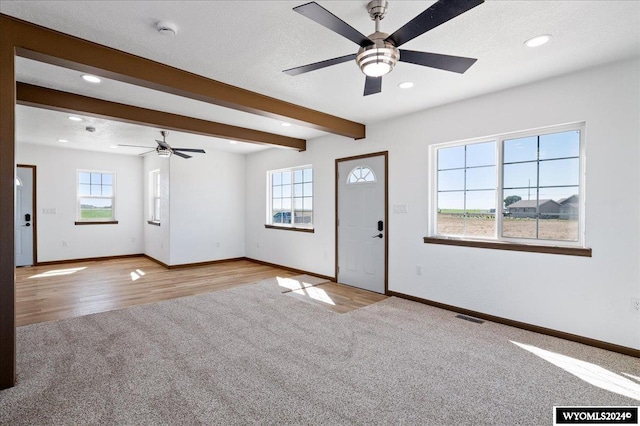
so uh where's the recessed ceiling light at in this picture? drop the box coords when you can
[281,122,292,127]
[68,116,82,122]
[81,74,101,83]
[109,145,118,149]
[58,139,68,143]
[524,34,552,48]
[398,81,414,89]
[229,141,237,144]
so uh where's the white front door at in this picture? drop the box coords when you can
[337,153,387,294]
[16,166,34,267]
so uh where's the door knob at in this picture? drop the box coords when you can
[372,233,383,238]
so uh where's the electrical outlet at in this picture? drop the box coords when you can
[416,265,422,275]
[631,297,640,314]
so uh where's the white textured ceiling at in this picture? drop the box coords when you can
[2,0,639,155]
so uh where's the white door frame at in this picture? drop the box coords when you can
[335,151,388,294]
[16,164,37,266]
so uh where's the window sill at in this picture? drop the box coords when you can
[147,221,161,227]
[265,224,314,233]
[75,221,118,225]
[423,236,592,257]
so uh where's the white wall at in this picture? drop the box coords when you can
[169,150,245,265]
[245,58,640,349]
[16,144,144,262]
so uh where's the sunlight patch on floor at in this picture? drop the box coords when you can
[130,269,146,281]
[29,266,87,279]
[277,276,314,291]
[512,341,640,401]
[278,277,336,306]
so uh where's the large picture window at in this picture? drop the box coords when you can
[432,123,584,246]
[77,170,115,222]
[268,166,313,228]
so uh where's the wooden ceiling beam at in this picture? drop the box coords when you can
[1,14,366,140]
[16,83,306,151]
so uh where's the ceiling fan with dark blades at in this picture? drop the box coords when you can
[283,0,484,96]
[118,131,206,159]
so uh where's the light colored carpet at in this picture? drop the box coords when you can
[1,276,638,425]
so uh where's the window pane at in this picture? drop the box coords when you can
[503,162,537,189]
[273,186,282,198]
[282,198,291,210]
[539,130,579,160]
[79,184,91,196]
[294,183,303,197]
[90,185,102,196]
[438,146,465,170]
[303,168,313,182]
[272,199,282,211]
[294,197,303,210]
[539,158,579,187]
[303,182,312,197]
[539,216,578,241]
[272,172,281,186]
[303,197,313,211]
[282,172,291,185]
[79,198,113,220]
[102,185,113,197]
[464,190,496,237]
[91,173,102,185]
[437,191,464,235]
[79,172,91,184]
[438,169,464,191]
[466,166,495,190]
[282,184,291,198]
[502,189,536,239]
[102,173,113,185]
[293,169,303,183]
[466,141,495,167]
[504,136,537,163]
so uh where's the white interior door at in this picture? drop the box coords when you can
[337,154,386,294]
[16,166,34,267]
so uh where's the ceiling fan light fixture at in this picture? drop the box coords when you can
[157,147,172,157]
[357,32,399,77]
[81,74,101,83]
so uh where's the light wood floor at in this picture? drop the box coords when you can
[15,257,387,326]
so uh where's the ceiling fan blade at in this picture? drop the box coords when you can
[138,150,156,156]
[399,50,477,73]
[172,148,206,154]
[293,2,373,47]
[155,140,170,149]
[117,144,155,149]
[385,0,484,48]
[363,76,382,96]
[172,151,192,159]
[283,54,357,76]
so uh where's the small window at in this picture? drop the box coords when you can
[268,166,313,228]
[347,166,376,184]
[431,123,584,246]
[149,169,160,223]
[77,170,115,222]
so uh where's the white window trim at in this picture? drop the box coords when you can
[428,122,586,248]
[267,165,314,229]
[77,169,116,222]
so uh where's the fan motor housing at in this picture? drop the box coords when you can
[356,31,400,77]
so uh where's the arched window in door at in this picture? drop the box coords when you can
[347,166,376,184]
